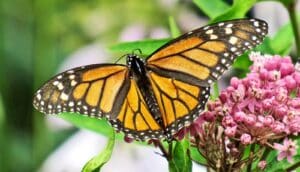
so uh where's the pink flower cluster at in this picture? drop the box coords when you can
[198,53,300,161]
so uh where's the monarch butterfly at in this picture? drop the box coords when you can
[33,18,268,141]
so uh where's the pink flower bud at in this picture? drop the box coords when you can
[254,122,264,128]
[225,126,237,137]
[280,63,295,76]
[258,160,267,170]
[259,68,269,80]
[124,136,134,143]
[240,133,252,145]
[222,116,236,127]
[219,92,227,104]
[234,111,246,122]
[275,106,287,119]
[244,114,256,125]
[202,111,215,122]
[293,72,300,84]
[272,122,285,134]
[288,98,300,108]
[262,98,273,110]
[285,76,296,89]
[265,60,278,71]
[275,87,288,102]
[268,71,281,81]
[230,77,240,88]
[281,56,292,63]
[257,115,264,123]
[263,115,274,127]
[232,84,245,102]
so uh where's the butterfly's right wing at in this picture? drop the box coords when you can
[33,64,164,140]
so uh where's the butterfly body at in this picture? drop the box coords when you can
[33,18,268,141]
[127,54,163,127]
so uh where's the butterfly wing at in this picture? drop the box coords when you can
[146,18,268,87]
[33,64,131,117]
[145,18,267,136]
[147,71,210,137]
[33,64,163,140]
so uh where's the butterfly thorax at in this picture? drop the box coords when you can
[126,54,146,83]
[126,54,163,125]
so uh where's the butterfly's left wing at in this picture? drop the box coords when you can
[146,18,268,87]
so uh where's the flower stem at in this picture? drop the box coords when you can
[246,144,255,172]
[284,0,300,60]
[285,160,300,171]
[157,141,170,160]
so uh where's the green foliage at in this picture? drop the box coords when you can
[82,129,115,172]
[211,0,257,23]
[193,0,230,19]
[110,39,170,56]
[168,16,181,38]
[60,113,124,140]
[190,147,206,164]
[169,140,192,172]
[194,0,257,22]
[269,21,294,55]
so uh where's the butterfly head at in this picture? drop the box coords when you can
[126,54,146,77]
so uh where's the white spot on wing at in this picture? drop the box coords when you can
[210,34,218,39]
[36,94,41,100]
[57,83,64,90]
[205,29,213,34]
[225,28,232,34]
[71,80,77,86]
[60,92,69,101]
[229,36,238,45]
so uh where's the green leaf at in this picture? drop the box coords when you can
[193,0,230,19]
[168,16,181,38]
[60,113,124,140]
[82,128,115,172]
[232,53,251,71]
[170,140,192,172]
[269,21,294,55]
[109,39,170,56]
[211,0,257,23]
[190,146,207,164]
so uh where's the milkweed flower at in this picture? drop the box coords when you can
[185,52,300,169]
[213,53,300,143]
[273,138,298,163]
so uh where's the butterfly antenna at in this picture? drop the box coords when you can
[114,54,127,64]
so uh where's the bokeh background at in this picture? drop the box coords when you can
[0,0,298,171]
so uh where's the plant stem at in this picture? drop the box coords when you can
[246,144,255,172]
[284,0,300,60]
[285,160,300,171]
[157,141,170,160]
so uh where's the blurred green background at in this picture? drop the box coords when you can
[0,0,296,171]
